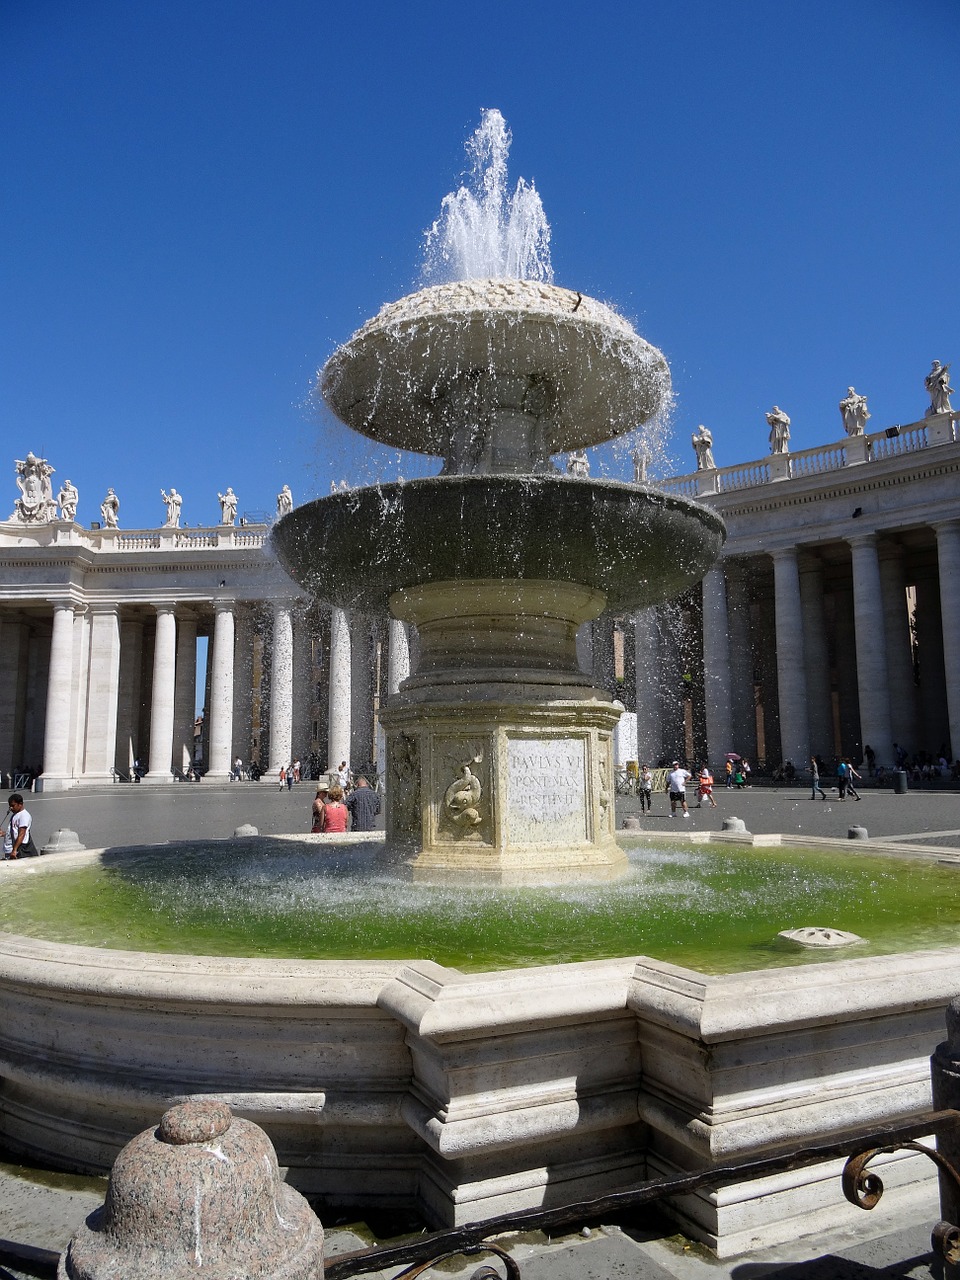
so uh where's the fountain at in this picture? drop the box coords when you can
[272,110,724,878]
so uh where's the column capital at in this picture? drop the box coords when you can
[933,519,960,540]
[87,600,120,616]
[212,598,236,616]
[847,531,879,551]
[154,602,177,617]
[770,545,799,564]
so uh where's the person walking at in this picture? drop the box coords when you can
[2,793,38,859]
[667,761,692,819]
[637,764,653,814]
[697,766,717,808]
[837,758,848,800]
[810,756,827,800]
[725,759,734,789]
[844,759,862,801]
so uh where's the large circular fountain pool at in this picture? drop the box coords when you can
[2,840,958,974]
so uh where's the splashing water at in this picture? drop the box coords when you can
[422,109,553,284]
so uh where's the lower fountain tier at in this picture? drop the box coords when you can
[382,578,625,880]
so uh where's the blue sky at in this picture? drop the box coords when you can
[2,0,958,529]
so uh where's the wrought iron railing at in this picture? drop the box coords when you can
[3,1110,959,1280]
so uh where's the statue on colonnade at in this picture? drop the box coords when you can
[632,447,651,484]
[566,449,590,477]
[161,487,182,527]
[839,386,870,436]
[57,479,79,522]
[276,485,293,518]
[691,424,716,470]
[766,405,791,454]
[925,360,954,416]
[10,453,58,523]
[100,488,120,527]
[218,487,238,525]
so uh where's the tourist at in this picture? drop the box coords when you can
[638,764,653,814]
[336,760,352,791]
[232,756,243,781]
[844,759,862,801]
[278,765,286,792]
[837,758,848,799]
[2,793,38,859]
[286,763,294,791]
[667,761,692,819]
[697,766,717,808]
[292,759,301,784]
[742,759,752,786]
[311,784,328,832]
[809,756,827,800]
[724,759,734,788]
[864,744,876,776]
[316,785,348,834]
[346,776,381,832]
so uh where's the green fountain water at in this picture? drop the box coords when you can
[3,840,958,974]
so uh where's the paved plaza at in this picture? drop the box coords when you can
[10,777,960,854]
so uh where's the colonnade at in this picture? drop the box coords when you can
[634,522,960,770]
[0,595,416,790]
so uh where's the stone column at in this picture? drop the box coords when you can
[387,618,410,694]
[37,603,76,791]
[0,616,28,781]
[935,520,960,760]
[798,555,833,759]
[915,573,949,754]
[634,608,662,764]
[291,612,314,771]
[82,604,122,781]
[725,562,758,761]
[327,606,352,770]
[173,612,198,776]
[849,533,893,767]
[268,602,293,775]
[232,607,255,766]
[701,566,733,768]
[206,602,236,780]
[879,544,918,756]
[116,615,144,776]
[144,606,177,783]
[771,548,810,767]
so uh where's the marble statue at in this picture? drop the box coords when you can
[277,485,293,518]
[566,449,589,478]
[161,488,182,528]
[11,453,57,523]
[766,405,791,454]
[218,487,238,525]
[839,387,870,436]
[443,755,483,828]
[100,488,120,528]
[632,448,651,484]
[57,479,79,522]
[691,424,716,470]
[925,360,954,416]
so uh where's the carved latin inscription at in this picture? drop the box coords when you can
[507,738,587,845]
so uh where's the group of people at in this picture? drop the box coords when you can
[311,773,381,834]
[633,763,719,818]
[809,756,862,800]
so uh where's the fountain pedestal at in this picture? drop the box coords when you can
[382,579,625,880]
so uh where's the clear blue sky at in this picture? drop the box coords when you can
[2,0,958,529]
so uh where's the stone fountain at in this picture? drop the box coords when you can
[273,114,724,878]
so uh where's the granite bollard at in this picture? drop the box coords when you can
[58,1099,324,1280]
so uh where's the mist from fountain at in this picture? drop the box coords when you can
[421,108,553,285]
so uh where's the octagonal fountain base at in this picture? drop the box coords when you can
[382,579,626,880]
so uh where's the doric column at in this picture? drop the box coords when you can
[116,615,144,775]
[144,605,177,783]
[879,544,918,756]
[173,611,197,775]
[915,572,948,754]
[849,533,893,767]
[935,520,960,759]
[82,604,121,781]
[771,548,810,767]
[0,616,28,780]
[387,618,410,694]
[798,555,833,759]
[634,607,662,764]
[268,601,293,775]
[291,612,314,769]
[233,607,255,766]
[37,602,76,790]
[725,562,757,761]
[701,566,733,767]
[327,605,352,769]
[206,602,236,780]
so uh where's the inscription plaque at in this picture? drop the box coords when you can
[507,738,588,845]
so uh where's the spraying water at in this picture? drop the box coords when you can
[422,109,553,284]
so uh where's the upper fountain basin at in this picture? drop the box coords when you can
[320,280,671,458]
[271,474,724,614]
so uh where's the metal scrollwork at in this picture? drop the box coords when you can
[842,1138,960,1263]
[394,1242,521,1279]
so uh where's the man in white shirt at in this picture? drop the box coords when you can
[3,793,35,858]
[667,762,692,819]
